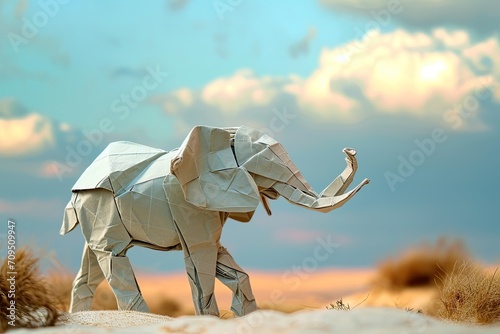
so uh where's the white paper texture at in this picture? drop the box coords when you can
[61,125,369,317]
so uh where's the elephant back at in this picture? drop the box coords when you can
[72,141,168,196]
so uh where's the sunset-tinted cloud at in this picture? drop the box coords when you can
[0,99,56,156]
[153,29,500,129]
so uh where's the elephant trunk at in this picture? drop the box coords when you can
[272,148,370,213]
[319,148,360,197]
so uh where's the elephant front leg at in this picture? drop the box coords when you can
[216,246,258,316]
[183,246,219,316]
[166,175,223,316]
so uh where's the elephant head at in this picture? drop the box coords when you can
[170,126,369,220]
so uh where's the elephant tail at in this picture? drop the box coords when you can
[60,193,79,235]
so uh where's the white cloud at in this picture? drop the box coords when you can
[0,99,56,156]
[153,29,499,131]
[155,88,195,115]
[290,29,499,129]
[433,29,470,48]
[150,70,287,119]
[298,29,498,122]
[201,69,285,113]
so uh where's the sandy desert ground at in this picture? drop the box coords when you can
[2,241,499,333]
[134,268,375,315]
[11,308,500,334]
[4,268,499,334]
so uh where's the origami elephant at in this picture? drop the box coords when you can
[60,125,369,317]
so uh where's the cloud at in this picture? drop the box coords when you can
[289,27,317,58]
[148,70,301,140]
[319,0,500,35]
[0,159,78,180]
[152,88,195,115]
[152,29,500,131]
[273,228,353,246]
[110,66,150,80]
[167,0,189,11]
[0,114,55,156]
[0,98,77,157]
[0,197,64,220]
[274,228,324,244]
[0,98,28,118]
[201,69,287,113]
[291,29,500,126]
[0,99,56,156]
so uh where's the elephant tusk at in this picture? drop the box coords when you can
[260,194,272,216]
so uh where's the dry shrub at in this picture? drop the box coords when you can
[150,296,183,317]
[373,238,471,289]
[46,268,119,312]
[0,247,60,331]
[431,263,500,325]
[46,271,74,312]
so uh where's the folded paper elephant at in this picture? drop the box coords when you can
[61,125,369,317]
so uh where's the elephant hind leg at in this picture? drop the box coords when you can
[73,189,147,311]
[70,243,105,312]
[92,249,149,312]
[216,246,258,316]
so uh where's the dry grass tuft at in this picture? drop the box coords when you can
[373,238,471,289]
[431,262,500,325]
[0,247,60,331]
[405,307,422,313]
[46,270,120,313]
[326,298,351,311]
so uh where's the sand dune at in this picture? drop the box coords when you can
[136,268,375,314]
[12,308,500,334]
[5,255,499,332]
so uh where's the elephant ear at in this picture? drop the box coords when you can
[170,126,260,213]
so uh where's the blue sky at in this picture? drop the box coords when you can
[1,0,499,273]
